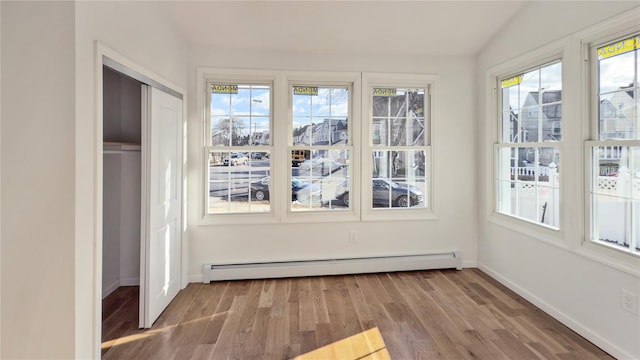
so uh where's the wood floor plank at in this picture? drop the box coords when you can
[102,270,615,360]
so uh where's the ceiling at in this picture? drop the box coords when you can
[161,1,529,56]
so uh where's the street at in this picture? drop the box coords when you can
[208,159,350,213]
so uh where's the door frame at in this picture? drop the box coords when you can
[94,42,187,357]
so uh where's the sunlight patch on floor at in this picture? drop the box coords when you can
[102,311,228,350]
[293,327,391,360]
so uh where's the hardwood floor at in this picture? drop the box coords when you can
[102,269,613,359]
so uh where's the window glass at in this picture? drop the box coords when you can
[597,35,639,140]
[291,85,351,212]
[207,83,272,214]
[371,150,426,208]
[372,88,426,146]
[497,61,562,228]
[592,146,640,254]
[292,86,349,146]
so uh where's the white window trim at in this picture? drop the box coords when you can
[577,9,640,270]
[197,68,279,225]
[485,43,566,244]
[361,72,437,222]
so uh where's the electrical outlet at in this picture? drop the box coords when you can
[349,230,358,244]
[621,290,638,314]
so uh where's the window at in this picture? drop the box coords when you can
[290,85,351,212]
[201,70,433,223]
[496,61,562,228]
[365,80,431,214]
[587,33,640,256]
[206,82,272,214]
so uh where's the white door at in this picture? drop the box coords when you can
[140,86,183,328]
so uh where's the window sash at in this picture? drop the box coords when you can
[495,143,561,229]
[586,140,640,256]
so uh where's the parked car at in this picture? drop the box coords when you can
[250,176,322,206]
[251,152,267,160]
[335,177,422,207]
[223,153,248,166]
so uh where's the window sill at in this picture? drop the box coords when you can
[362,207,438,222]
[198,212,280,226]
[577,241,640,277]
[488,211,567,250]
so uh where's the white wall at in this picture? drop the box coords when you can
[476,2,640,359]
[187,48,478,280]
[0,2,3,355]
[1,2,76,358]
[74,2,188,359]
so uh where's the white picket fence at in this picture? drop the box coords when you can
[594,174,639,248]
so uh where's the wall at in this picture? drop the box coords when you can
[102,68,143,297]
[476,2,640,359]
[187,48,478,280]
[1,2,76,358]
[74,1,189,358]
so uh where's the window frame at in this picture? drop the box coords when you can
[198,68,279,225]
[361,72,436,222]
[486,45,567,243]
[283,71,361,223]
[495,59,564,231]
[583,26,640,260]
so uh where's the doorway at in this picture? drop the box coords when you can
[99,52,185,356]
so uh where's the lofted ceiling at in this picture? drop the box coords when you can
[160,1,529,56]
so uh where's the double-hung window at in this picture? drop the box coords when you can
[587,33,640,256]
[363,74,432,219]
[206,81,272,214]
[496,61,562,228]
[290,84,351,212]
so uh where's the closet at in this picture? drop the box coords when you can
[102,65,143,299]
[100,54,183,329]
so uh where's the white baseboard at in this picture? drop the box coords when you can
[478,263,635,360]
[102,277,140,299]
[119,277,139,286]
[102,279,120,299]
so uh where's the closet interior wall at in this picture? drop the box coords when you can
[102,66,142,299]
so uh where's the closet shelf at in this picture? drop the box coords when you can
[104,142,141,152]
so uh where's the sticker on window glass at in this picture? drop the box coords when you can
[293,86,319,96]
[211,85,238,94]
[373,88,397,97]
[597,35,639,60]
[501,75,523,88]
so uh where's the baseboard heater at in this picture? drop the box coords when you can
[202,252,462,283]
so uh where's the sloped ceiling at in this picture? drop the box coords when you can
[161,1,528,56]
